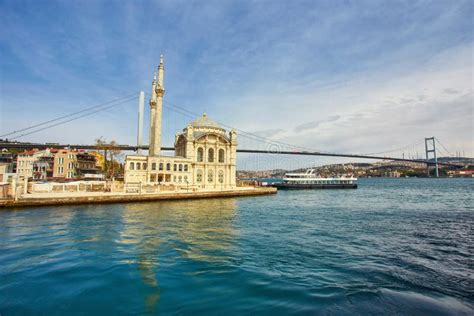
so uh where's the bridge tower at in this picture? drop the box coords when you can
[424,137,439,177]
[149,54,165,156]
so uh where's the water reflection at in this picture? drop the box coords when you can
[119,198,238,311]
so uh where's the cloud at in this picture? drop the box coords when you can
[293,116,341,133]
[1,0,473,169]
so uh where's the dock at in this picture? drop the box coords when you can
[0,187,277,208]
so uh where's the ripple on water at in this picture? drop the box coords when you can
[0,178,473,314]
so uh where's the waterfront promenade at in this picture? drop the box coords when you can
[0,186,276,208]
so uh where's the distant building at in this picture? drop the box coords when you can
[89,151,105,170]
[0,162,14,183]
[124,55,237,189]
[52,149,98,179]
[33,156,54,180]
[447,169,474,177]
[17,149,53,179]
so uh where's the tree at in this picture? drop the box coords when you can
[95,137,123,179]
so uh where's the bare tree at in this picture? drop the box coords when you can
[94,137,123,179]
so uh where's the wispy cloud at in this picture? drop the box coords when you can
[0,0,472,168]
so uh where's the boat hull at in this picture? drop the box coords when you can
[271,183,357,189]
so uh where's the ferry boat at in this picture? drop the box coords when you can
[271,169,357,189]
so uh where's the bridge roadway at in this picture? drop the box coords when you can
[0,142,458,167]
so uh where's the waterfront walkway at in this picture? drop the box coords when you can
[0,187,277,208]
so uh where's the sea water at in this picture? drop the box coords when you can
[0,178,472,315]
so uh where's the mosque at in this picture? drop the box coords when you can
[124,55,237,190]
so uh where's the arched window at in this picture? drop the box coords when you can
[208,148,214,163]
[218,170,224,183]
[174,164,177,171]
[152,163,156,170]
[159,163,163,171]
[166,163,171,171]
[219,149,225,163]
[208,169,214,182]
[179,164,183,171]
[178,176,182,182]
[197,148,204,162]
[197,169,203,183]
[184,164,188,172]
[137,162,141,170]
[143,163,147,170]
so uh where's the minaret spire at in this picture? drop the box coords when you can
[149,54,165,156]
[157,53,164,89]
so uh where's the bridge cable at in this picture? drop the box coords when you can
[144,92,325,153]
[0,92,139,138]
[435,138,454,157]
[10,95,137,140]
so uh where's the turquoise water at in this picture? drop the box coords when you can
[1,178,473,315]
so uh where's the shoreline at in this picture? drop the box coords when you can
[0,187,277,208]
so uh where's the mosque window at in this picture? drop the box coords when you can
[218,170,224,183]
[152,163,156,170]
[179,164,183,171]
[208,169,214,182]
[197,169,203,183]
[197,148,204,162]
[219,149,225,163]
[166,163,171,171]
[184,164,188,172]
[208,148,214,163]
[159,163,163,170]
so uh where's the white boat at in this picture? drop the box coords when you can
[272,169,357,189]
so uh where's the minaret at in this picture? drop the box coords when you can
[149,54,165,156]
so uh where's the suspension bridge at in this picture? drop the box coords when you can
[0,91,467,174]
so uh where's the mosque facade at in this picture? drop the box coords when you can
[124,55,237,190]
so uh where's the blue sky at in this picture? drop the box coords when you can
[0,0,472,169]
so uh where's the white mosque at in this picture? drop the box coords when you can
[124,55,237,190]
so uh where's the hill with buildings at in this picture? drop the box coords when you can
[237,158,474,179]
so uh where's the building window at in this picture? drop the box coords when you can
[218,170,224,183]
[143,163,147,170]
[174,164,177,171]
[178,176,182,182]
[197,169,203,183]
[159,163,163,171]
[208,169,214,182]
[197,148,204,162]
[137,162,141,170]
[166,163,171,171]
[219,149,225,163]
[208,148,214,163]
[152,163,156,170]
[179,164,183,171]
[173,176,176,182]
[130,162,135,170]
[184,175,188,182]
[184,164,188,172]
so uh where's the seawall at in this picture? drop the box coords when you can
[0,187,277,208]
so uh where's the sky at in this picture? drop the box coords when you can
[0,0,473,169]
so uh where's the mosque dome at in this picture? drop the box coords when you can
[189,112,223,129]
